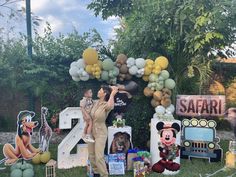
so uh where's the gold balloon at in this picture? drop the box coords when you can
[155,56,169,69]
[83,48,98,65]
[85,65,92,74]
[142,75,149,82]
[143,87,154,97]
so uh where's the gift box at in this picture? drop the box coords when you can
[133,161,145,177]
[108,153,126,175]
[127,149,138,170]
[108,153,126,167]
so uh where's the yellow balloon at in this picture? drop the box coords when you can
[91,67,96,72]
[32,153,41,164]
[148,65,153,69]
[142,75,149,82]
[85,65,92,74]
[40,151,51,164]
[95,66,100,71]
[155,56,169,69]
[95,71,101,76]
[98,60,103,68]
[152,66,161,74]
[83,48,98,65]
[146,59,154,65]
[144,68,152,75]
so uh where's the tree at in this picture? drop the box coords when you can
[88,0,236,94]
[87,0,132,19]
[0,0,42,38]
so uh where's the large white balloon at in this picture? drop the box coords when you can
[135,58,146,69]
[72,76,80,82]
[69,67,79,77]
[76,58,85,68]
[129,65,138,75]
[70,61,79,68]
[166,104,175,114]
[80,73,90,81]
[127,57,135,67]
[155,105,166,115]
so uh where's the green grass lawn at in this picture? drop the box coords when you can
[0,141,236,177]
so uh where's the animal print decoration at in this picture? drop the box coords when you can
[39,107,52,152]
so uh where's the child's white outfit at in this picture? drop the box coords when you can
[80,97,95,143]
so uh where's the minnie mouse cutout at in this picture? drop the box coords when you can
[152,121,181,173]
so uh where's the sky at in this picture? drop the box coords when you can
[1,0,120,43]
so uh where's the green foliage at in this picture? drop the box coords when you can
[96,0,236,94]
[0,27,104,113]
[87,0,132,19]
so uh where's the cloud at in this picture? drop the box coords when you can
[12,0,120,43]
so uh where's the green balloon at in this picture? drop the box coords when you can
[11,169,23,177]
[160,70,170,80]
[101,71,109,81]
[23,169,34,177]
[21,164,27,170]
[113,67,120,76]
[108,70,114,78]
[149,74,158,82]
[165,79,176,89]
[102,59,114,71]
[10,164,17,171]
[16,163,22,169]
[25,164,33,169]
[155,83,164,90]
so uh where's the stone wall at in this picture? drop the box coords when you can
[0,132,66,145]
[0,88,41,131]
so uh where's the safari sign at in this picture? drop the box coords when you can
[176,95,225,117]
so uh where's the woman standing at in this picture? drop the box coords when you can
[88,85,118,177]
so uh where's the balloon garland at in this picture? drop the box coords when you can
[69,48,176,119]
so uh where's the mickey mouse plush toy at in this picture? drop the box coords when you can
[152,121,181,173]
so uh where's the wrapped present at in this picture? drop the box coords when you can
[136,151,151,168]
[109,161,125,175]
[133,161,145,177]
[127,149,139,170]
[108,153,126,165]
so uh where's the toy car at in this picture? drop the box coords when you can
[180,118,222,162]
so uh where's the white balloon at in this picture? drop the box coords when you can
[153,113,158,119]
[155,105,166,115]
[80,74,89,81]
[135,58,146,69]
[127,57,135,67]
[70,61,79,68]
[137,68,145,75]
[136,73,143,78]
[82,70,88,77]
[72,76,80,82]
[69,67,79,77]
[76,58,85,68]
[166,104,175,114]
[129,65,138,75]
[77,68,84,75]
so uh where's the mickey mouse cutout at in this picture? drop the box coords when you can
[152,122,181,173]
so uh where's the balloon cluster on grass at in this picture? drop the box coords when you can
[10,162,34,177]
[32,151,51,165]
